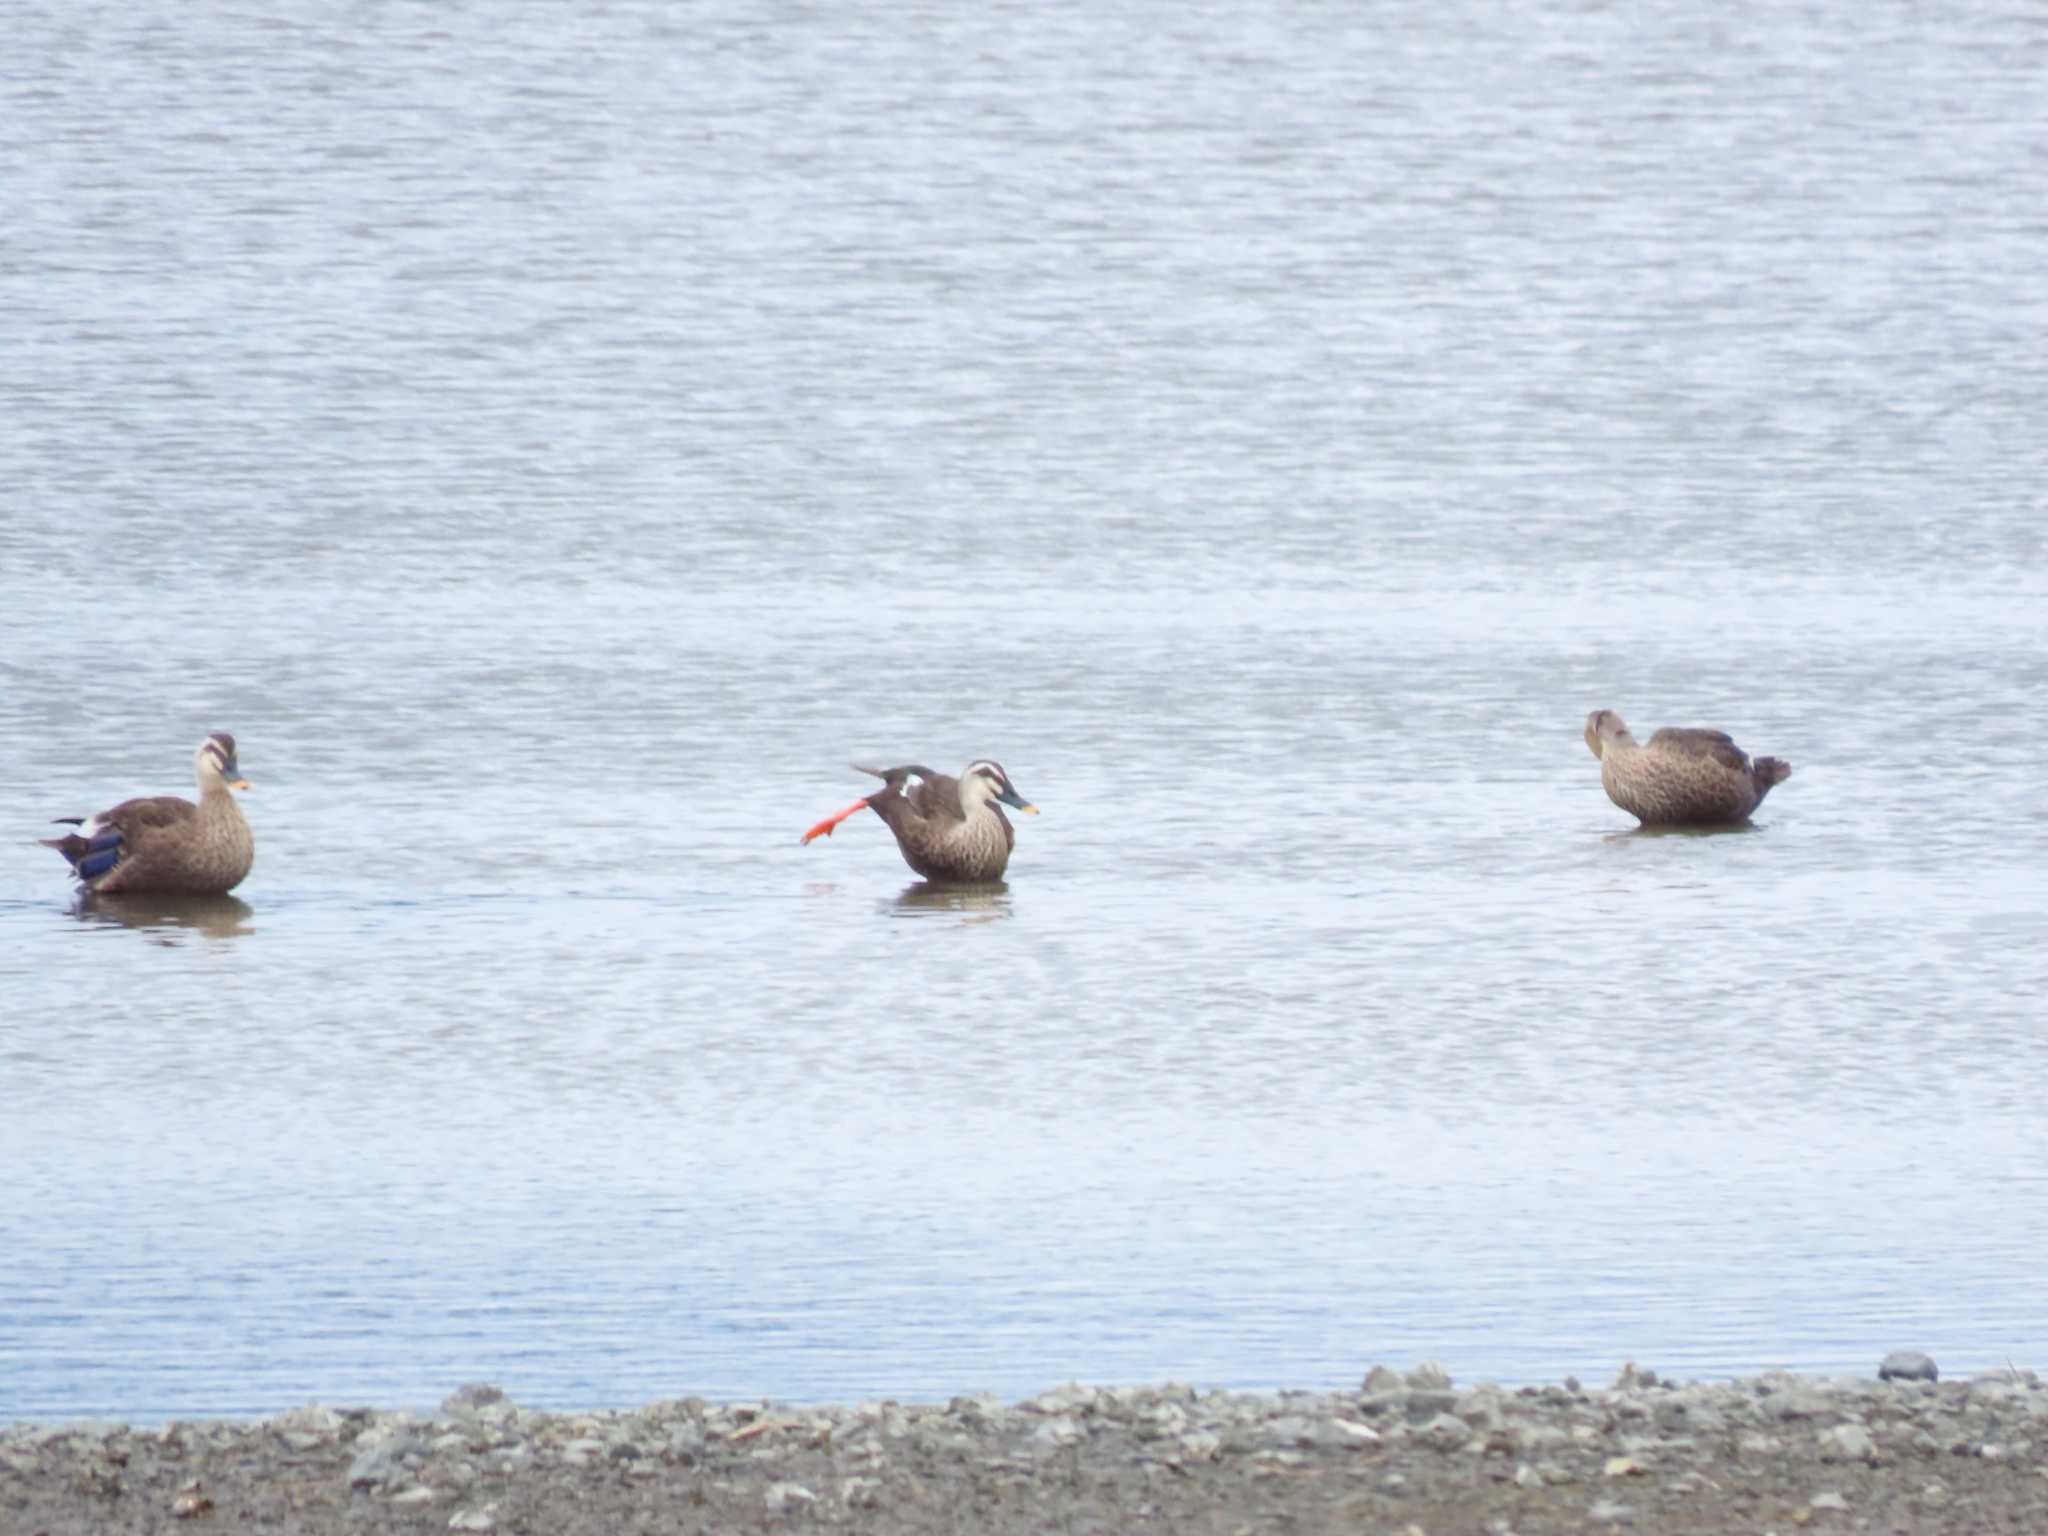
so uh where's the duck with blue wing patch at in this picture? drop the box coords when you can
[801,759,1039,884]
[43,733,256,896]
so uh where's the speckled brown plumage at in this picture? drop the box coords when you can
[1584,710,1790,827]
[43,733,255,895]
[808,760,1038,884]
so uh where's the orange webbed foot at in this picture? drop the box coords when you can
[800,798,869,845]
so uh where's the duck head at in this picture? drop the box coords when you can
[1584,710,1635,760]
[196,732,252,791]
[960,760,1037,816]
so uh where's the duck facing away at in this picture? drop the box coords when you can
[43,733,255,895]
[1584,710,1790,827]
[802,760,1038,883]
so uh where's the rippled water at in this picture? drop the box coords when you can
[3,1,2046,1421]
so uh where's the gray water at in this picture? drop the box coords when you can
[3,0,2046,1422]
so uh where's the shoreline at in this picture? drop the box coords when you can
[4,1361,2043,1534]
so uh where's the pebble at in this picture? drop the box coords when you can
[1030,1416,1084,1450]
[1419,1412,1472,1450]
[1878,1351,1939,1383]
[442,1384,507,1416]
[8,1369,2045,1534]
[346,1444,405,1489]
[276,1404,344,1436]
[764,1481,817,1512]
[1818,1424,1878,1463]
[1766,1388,1837,1421]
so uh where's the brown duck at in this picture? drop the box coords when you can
[1584,710,1791,826]
[43,733,255,895]
[801,760,1038,883]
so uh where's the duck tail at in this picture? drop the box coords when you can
[853,764,935,790]
[42,821,123,881]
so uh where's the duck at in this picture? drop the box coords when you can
[43,733,255,895]
[1584,709,1791,826]
[802,760,1038,883]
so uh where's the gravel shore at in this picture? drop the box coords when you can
[6,1361,2044,1534]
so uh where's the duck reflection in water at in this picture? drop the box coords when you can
[886,882,1011,924]
[1603,820,1764,844]
[71,892,255,940]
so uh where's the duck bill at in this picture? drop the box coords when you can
[998,789,1039,814]
[228,777,253,791]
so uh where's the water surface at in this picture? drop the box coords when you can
[2,0,2045,1420]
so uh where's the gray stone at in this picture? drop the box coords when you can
[1588,1497,1635,1523]
[1029,1416,1084,1451]
[1510,1422,1569,1454]
[1357,1388,1408,1418]
[1025,1384,1096,1416]
[1767,1389,1837,1422]
[1403,1389,1462,1421]
[275,1405,343,1437]
[346,1444,405,1490]
[1455,1387,1507,1431]
[1879,1351,1939,1383]
[1418,1412,1473,1451]
[440,1385,508,1417]
[1258,1415,1314,1449]
[1657,1400,1726,1435]
[763,1482,816,1512]
[446,1508,496,1533]
[1405,1362,1453,1391]
[1819,1423,1878,1463]
[1362,1365,1404,1394]
[841,1476,883,1508]
[1810,1489,1849,1511]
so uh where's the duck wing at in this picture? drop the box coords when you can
[44,794,197,880]
[1647,727,1750,772]
[905,772,965,823]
